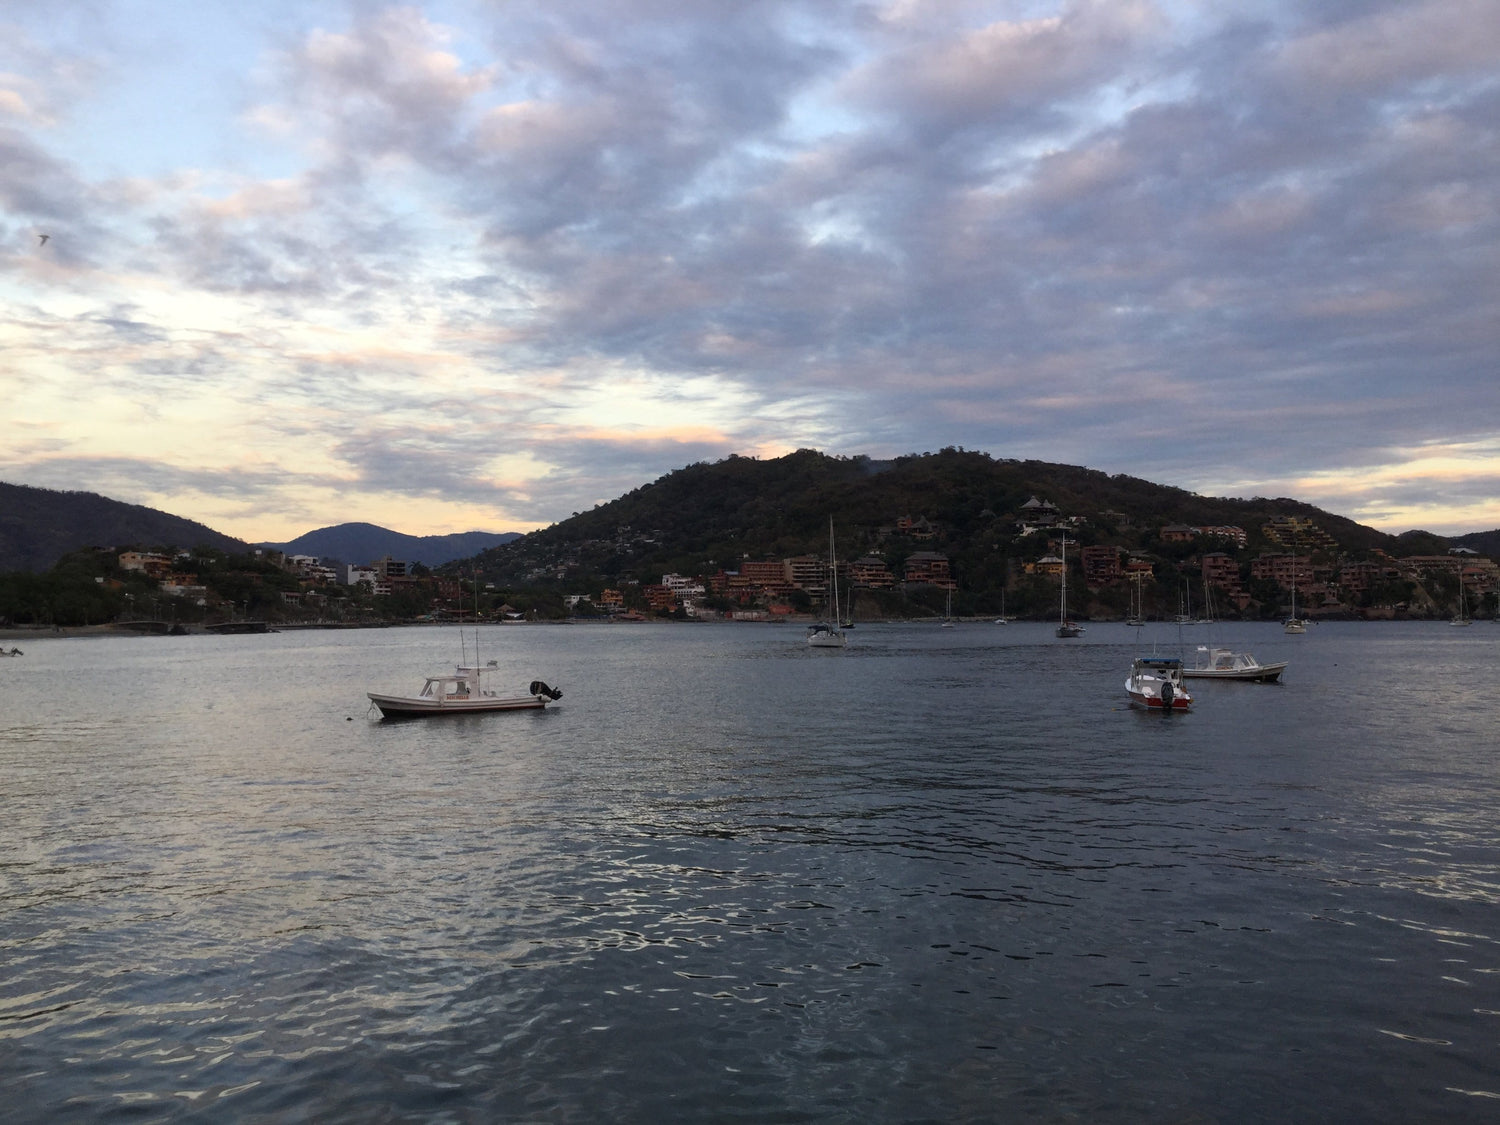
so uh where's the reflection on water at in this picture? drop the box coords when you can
[2,622,1498,1122]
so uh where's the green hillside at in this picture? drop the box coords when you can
[0,481,246,573]
[452,448,1468,619]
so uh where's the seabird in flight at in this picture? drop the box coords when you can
[38,234,49,245]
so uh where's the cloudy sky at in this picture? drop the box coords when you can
[2,0,1497,542]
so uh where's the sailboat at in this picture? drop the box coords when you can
[1451,578,1472,627]
[1197,577,1216,624]
[1173,580,1193,624]
[995,589,1009,625]
[1126,571,1146,627]
[941,587,956,627]
[808,518,848,648]
[1056,537,1083,637]
[1284,551,1306,634]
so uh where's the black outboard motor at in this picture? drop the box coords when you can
[529,680,563,701]
[1159,681,1174,709]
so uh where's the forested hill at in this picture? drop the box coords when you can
[267,523,522,567]
[0,481,246,573]
[454,448,1456,592]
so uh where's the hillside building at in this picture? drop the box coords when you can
[902,551,956,589]
[848,556,895,589]
[1080,545,1122,587]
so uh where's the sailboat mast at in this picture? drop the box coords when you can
[828,517,839,626]
[1060,537,1067,624]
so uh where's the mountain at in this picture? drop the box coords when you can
[1450,529,1500,556]
[0,481,247,573]
[268,523,523,567]
[451,448,1475,602]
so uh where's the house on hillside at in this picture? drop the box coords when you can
[902,551,956,589]
[849,556,895,589]
[1080,545,1122,587]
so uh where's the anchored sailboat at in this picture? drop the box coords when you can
[808,518,848,648]
[1056,537,1083,638]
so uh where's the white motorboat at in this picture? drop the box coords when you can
[1125,656,1192,711]
[808,518,848,648]
[368,663,562,718]
[1181,646,1287,682]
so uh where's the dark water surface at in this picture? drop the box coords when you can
[3,621,1498,1122]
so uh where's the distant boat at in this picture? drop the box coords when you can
[1126,656,1192,711]
[1056,536,1083,637]
[1197,578,1216,624]
[1451,580,1472,627]
[368,664,562,718]
[1284,551,1307,633]
[205,620,270,634]
[1182,646,1287,683]
[995,590,1009,625]
[941,588,956,627]
[1174,580,1193,624]
[808,518,848,648]
[1126,572,1146,627]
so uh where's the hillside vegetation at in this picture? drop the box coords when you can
[268,523,521,567]
[0,481,246,573]
[451,449,1470,619]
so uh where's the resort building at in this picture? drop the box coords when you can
[1195,526,1248,548]
[1250,553,1315,590]
[1080,545,1123,587]
[119,551,173,578]
[783,554,826,595]
[1027,555,1064,578]
[903,551,956,589]
[848,556,895,589]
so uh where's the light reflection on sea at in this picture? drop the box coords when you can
[2,621,1498,1122]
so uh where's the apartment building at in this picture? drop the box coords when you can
[903,551,956,589]
[1080,545,1122,586]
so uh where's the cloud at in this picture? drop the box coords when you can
[849,0,1165,131]
[1272,0,1500,93]
[0,0,1496,540]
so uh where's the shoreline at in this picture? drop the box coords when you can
[1,615,1483,641]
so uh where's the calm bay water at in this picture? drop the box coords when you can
[2,621,1498,1122]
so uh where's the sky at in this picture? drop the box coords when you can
[2,0,1497,543]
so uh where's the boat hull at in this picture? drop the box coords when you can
[1126,688,1192,711]
[367,692,549,718]
[1181,663,1286,683]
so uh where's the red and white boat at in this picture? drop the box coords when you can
[1125,656,1192,711]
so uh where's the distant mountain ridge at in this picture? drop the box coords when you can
[267,523,522,567]
[0,481,247,573]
